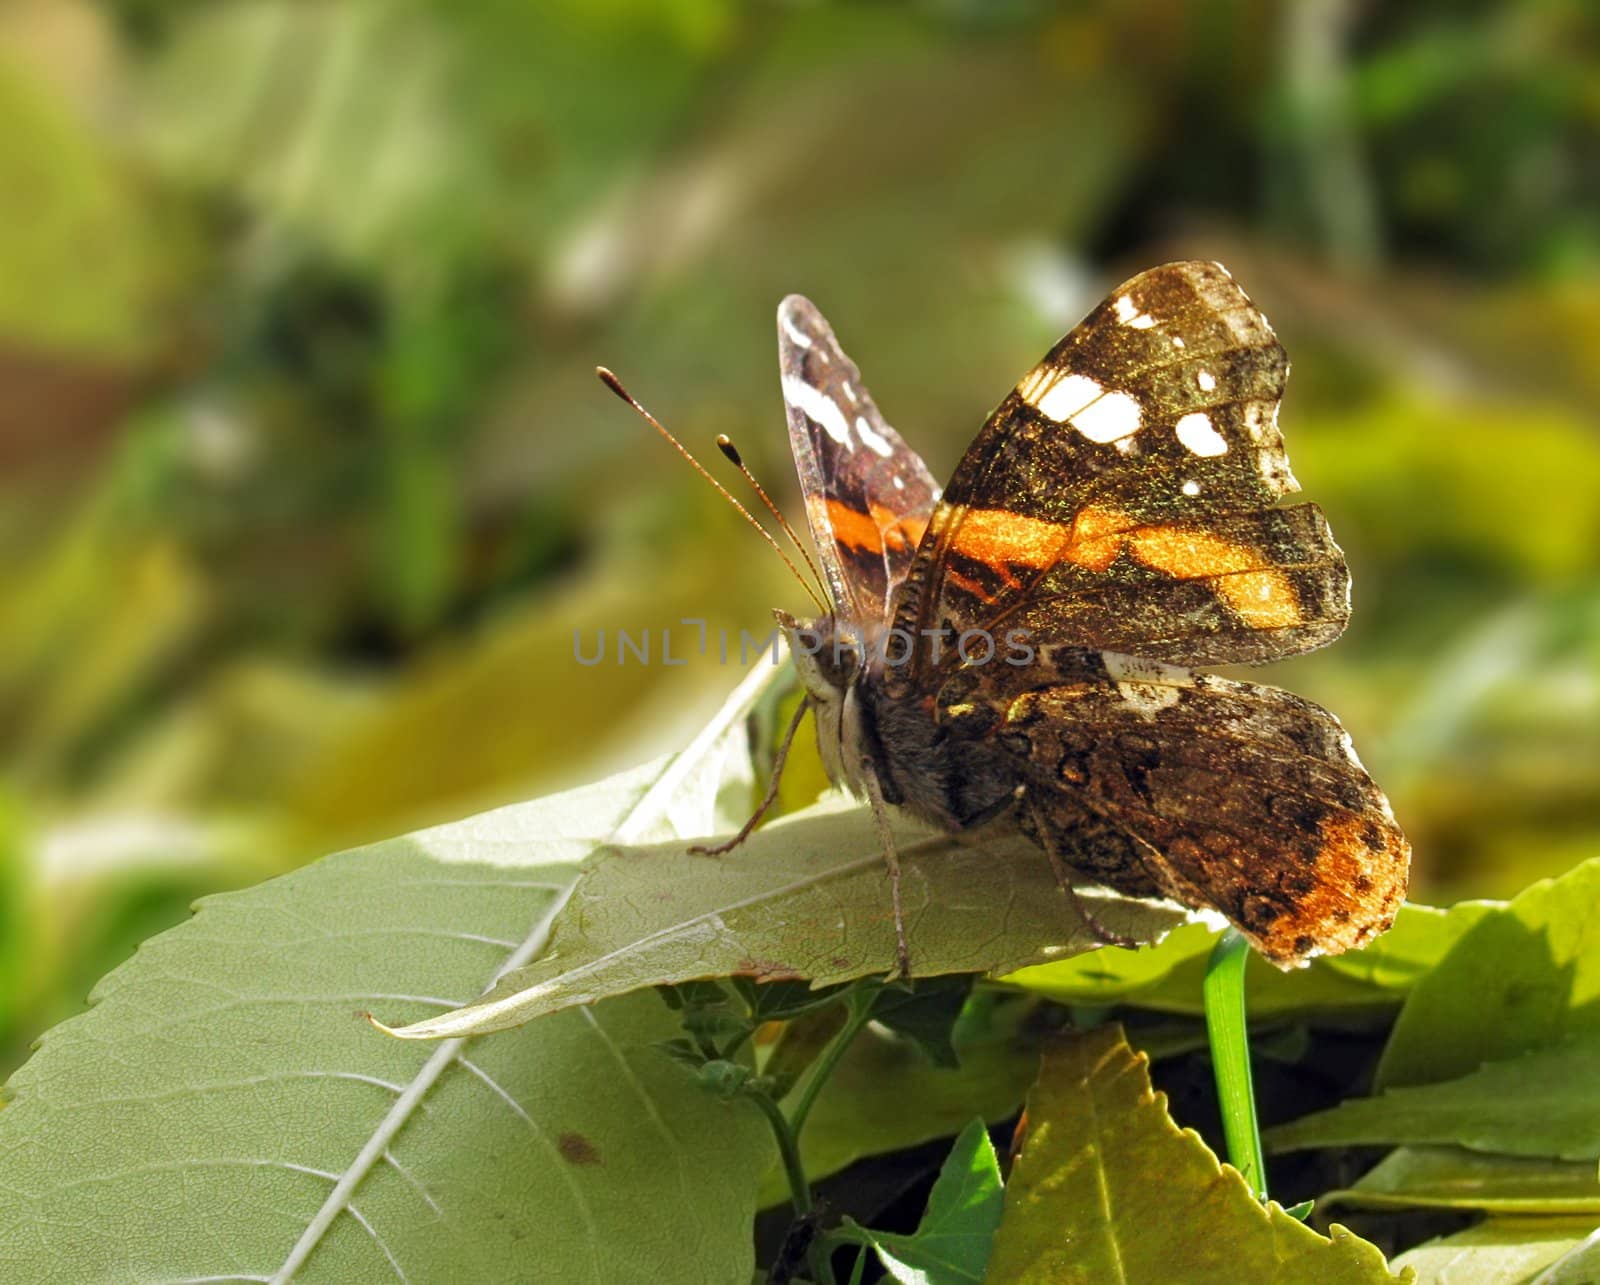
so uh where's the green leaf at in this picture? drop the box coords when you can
[1003,902,1483,1023]
[1534,1228,1600,1285]
[732,975,850,1025]
[380,799,1189,1039]
[1324,1147,1600,1215]
[1270,1036,1600,1161]
[1391,1218,1600,1284]
[868,975,976,1070]
[835,1117,1004,1285]
[0,684,780,1282]
[0,54,168,360]
[1321,901,1499,990]
[985,1025,1404,1284]
[1378,857,1600,1089]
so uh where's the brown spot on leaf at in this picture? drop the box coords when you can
[558,1132,601,1166]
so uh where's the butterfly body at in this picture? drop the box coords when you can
[772,263,1408,968]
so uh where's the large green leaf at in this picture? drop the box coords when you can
[1270,1036,1600,1160]
[984,1026,1404,1284]
[1378,858,1600,1088]
[380,800,1189,1040]
[1391,1218,1600,1284]
[0,682,781,1282]
[1325,1147,1600,1215]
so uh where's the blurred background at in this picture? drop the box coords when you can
[1,0,1597,1075]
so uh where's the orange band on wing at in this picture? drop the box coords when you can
[824,498,928,555]
[947,504,1303,630]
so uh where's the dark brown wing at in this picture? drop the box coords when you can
[779,295,941,627]
[888,261,1347,695]
[939,646,1409,965]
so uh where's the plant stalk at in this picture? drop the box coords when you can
[786,984,880,1140]
[1204,927,1268,1202]
[750,1091,812,1218]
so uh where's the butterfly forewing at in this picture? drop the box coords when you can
[888,261,1349,690]
[778,295,941,627]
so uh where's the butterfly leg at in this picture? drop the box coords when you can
[691,696,811,856]
[1022,789,1140,950]
[861,766,912,979]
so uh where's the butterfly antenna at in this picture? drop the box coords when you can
[714,433,832,607]
[596,367,828,614]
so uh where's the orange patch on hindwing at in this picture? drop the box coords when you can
[1255,809,1409,963]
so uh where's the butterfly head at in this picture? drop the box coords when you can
[775,608,860,698]
[776,607,879,793]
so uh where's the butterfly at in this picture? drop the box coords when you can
[691,261,1409,974]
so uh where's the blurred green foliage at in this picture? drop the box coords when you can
[0,0,1596,1078]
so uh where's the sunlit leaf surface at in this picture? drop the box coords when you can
[984,1025,1404,1284]
[1271,1035,1600,1161]
[1324,1147,1600,1216]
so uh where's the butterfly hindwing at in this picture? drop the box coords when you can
[889,261,1349,692]
[778,295,940,627]
[936,646,1408,964]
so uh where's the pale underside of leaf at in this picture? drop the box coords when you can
[1323,1147,1600,1216]
[378,798,1193,1040]
[0,659,783,1283]
[1390,1217,1600,1285]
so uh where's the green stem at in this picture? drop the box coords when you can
[1204,928,1267,1202]
[750,1090,812,1218]
[787,984,880,1139]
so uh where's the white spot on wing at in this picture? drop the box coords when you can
[892,475,905,490]
[1016,365,1053,404]
[842,380,857,404]
[1114,293,1156,329]
[1071,391,1143,442]
[1035,373,1103,421]
[1118,682,1178,718]
[1175,412,1228,456]
[780,313,812,349]
[783,374,851,447]
[1103,652,1194,687]
[1171,336,1186,349]
[1102,651,1193,720]
[855,416,894,457]
[1032,373,1142,442]
[1181,479,1200,496]
[1197,370,1217,392]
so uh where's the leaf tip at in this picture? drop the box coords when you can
[365,1010,423,1040]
